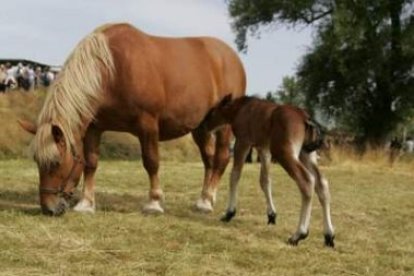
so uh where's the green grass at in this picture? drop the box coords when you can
[0,159,413,275]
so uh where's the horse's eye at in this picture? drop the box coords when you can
[48,162,60,172]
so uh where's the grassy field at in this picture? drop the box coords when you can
[0,158,413,276]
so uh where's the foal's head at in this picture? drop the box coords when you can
[19,120,84,216]
[203,94,251,129]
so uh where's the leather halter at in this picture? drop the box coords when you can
[39,146,85,199]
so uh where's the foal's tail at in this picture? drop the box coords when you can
[302,118,326,153]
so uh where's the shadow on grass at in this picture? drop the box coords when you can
[0,189,147,215]
[0,189,40,215]
[0,189,250,230]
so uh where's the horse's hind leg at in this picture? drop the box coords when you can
[138,116,164,214]
[221,140,251,222]
[300,152,335,247]
[258,149,277,224]
[192,127,215,212]
[276,150,315,246]
[194,126,232,212]
[74,127,102,213]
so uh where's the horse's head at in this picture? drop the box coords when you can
[19,120,84,216]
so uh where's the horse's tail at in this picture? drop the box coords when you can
[302,118,326,153]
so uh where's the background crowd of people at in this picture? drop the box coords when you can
[0,62,56,92]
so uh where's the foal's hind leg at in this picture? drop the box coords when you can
[276,150,315,246]
[221,140,250,222]
[74,127,102,213]
[300,152,335,247]
[258,149,277,224]
[194,126,232,212]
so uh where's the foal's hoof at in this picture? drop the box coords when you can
[73,199,95,213]
[143,200,164,214]
[287,231,309,246]
[195,198,213,213]
[220,209,236,222]
[267,212,277,225]
[324,234,335,248]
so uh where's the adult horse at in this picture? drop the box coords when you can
[19,23,246,216]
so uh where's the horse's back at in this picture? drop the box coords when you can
[103,23,245,96]
[100,23,246,139]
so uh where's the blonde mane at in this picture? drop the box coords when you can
[33,25,115,167]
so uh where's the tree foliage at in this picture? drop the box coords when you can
[228,0,414,146]
[271,76,306,107]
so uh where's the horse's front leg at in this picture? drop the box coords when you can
[138,120,164,214]
[74,127,102,213]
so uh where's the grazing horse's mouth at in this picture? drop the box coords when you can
[41,198,69,216]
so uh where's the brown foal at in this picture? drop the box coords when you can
[205,96,335,247]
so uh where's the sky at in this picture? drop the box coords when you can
[0,0,313,96]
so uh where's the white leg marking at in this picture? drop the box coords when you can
[227,169,242,212]
[143,200,164,214]
[292,142,302,161]
[259,149,276,215]
[293,169,315,238]
[195,197,213,213]
[73,198,95,213]
[317,177,335,236]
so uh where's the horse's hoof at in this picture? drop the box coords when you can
[220,209,236,222]
[324,234,335,248]
[73,199,95,213]
[287,231,309,246]
[142,200,164,214]
[195,198,213,213]
[267,212,277,225]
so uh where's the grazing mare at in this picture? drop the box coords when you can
[19,23,246,216]
[206,96,335,247]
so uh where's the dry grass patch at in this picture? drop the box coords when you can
[0,159,413,275]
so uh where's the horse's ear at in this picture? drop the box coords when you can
[51,124,65,144]
[18,119,37,135]
[219,94,233,107]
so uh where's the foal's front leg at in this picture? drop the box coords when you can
[221,140,250,222]
[258,149,277,224]
[74,127,102,213]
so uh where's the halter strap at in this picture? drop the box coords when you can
[39,146,85,198]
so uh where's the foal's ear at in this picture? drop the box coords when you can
[18,119,37,135]
[51,124,65,145]
[219,94,233,107]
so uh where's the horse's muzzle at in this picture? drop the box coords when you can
[41,198,69,216]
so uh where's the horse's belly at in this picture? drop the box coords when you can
[158,119,196,141]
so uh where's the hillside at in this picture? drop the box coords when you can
[0,90,199,161]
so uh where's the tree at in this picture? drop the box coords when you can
[276,76,306,107]
[227,0,414,147]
